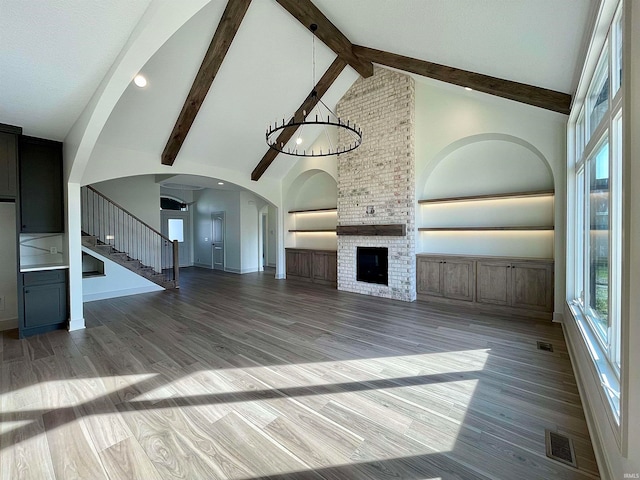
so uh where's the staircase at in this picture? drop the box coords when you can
[81,186,179,289]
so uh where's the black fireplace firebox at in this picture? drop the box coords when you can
[357,247,388,285]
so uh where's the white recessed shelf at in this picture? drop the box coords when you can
[419,226,554,232]
[418,189,554,205]
[288,207,337,214]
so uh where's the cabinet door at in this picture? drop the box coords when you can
[510,263,553,312]
[325,252,337,284]
[312,252,327,281]
[416,257,443,296]
[19,136,63,233]
[23,283,67,328]
[476,261,511,306]
[297,250,311,278]
[442,259,474,301]
[0,132,18,199]
[286,250,298,276]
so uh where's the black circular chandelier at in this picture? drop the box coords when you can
[265,24,363,157]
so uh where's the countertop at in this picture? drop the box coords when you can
[20,263,69,273]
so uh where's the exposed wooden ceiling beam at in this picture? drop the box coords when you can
[251,57,348,181]
[353,45,571,115]
[275,0,373,78]
[161,0,252,166]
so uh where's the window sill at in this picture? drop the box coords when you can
[568,300,620,422]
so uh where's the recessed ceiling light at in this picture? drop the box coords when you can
[296,137,303,145]
[133,74,147,88]
[218,181,224,185]
[464,87,473,91]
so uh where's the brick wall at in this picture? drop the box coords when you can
[336,67,416,301]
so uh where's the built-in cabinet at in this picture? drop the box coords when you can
[416,256,475,301]
[0,126,19,199]
[19,136,64,233]
[0,123,68,337]
[286,248,337,286]
[417,254,554,319]
[21,270,68,337]
[476,259,554,312]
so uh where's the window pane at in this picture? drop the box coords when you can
[577,112,585,160]
[588,49,609,137]
[613,11,622,95]
[576,168,585,303]
[587,140,609,340]
[168,218,184,242]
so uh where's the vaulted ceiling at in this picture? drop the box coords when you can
[1,0,596,183]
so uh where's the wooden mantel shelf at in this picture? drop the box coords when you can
[337,224,406,236]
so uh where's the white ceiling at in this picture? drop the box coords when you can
[1,0,596,181]
[315,0,596,93]
[0,0,152,140]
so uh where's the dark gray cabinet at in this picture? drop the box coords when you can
[0,126,19,199]
[21,270,68,337]
[19,136,64,233]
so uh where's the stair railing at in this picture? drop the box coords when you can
[81,185,179,288]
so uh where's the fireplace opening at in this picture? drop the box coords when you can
[357,247,388,285]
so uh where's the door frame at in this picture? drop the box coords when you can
[160,210,191,267]
[211,211,225,271]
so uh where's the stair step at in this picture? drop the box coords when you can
[109,252,128,261]
[81,235,98,246]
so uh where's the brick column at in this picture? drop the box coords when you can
[336,67,416,301]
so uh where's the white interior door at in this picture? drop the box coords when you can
[161,211,191,267]
[212,212,224,271]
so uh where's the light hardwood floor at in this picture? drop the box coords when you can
[1,267,599,479]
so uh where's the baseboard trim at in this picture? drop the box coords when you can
[0,317,18,331]
[67,317,86,332]
[223,267,260,274]
[83,285,163,302]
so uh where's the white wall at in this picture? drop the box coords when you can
[192,188,268,274]
[240,191,259,273]
[0,204,17,329]
[92,175,161,231]
[81,246,162,301]
[193,189,240,271]
[267,204,277,267]
[414,78,567,313]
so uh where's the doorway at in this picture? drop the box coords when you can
[261,212,267,270]
[211,211,225,271]
[161,210,191,267]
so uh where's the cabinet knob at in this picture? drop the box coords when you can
[25,289,30,294]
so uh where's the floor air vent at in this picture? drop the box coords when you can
[537,341,554,352]
[545,429,577,467]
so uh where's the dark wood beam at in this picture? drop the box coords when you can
[161,0,252,166]
[275,0,373,78]
[353,45,571,115]
[251,57,347,181]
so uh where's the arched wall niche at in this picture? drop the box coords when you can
[285,169,338,250]
[417,133,556,259]
[419,133,555,200]
[287,170,338,211]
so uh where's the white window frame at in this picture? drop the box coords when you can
[568,2,623,423]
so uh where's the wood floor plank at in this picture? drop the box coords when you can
[42,406,109,480]
[0,268,600,479]
[0,411,56,480]
[98,437,164,480]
